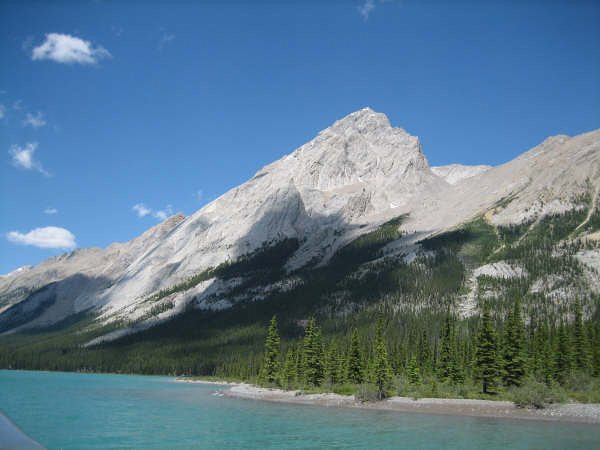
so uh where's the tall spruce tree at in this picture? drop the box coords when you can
[324,343,340,385]
[281,347,297,388]
[438,313,458,383]
[373,319,393,399]
[474,306,500,394]
[260,315,281,385]
[555,323,573,385]
[502,298,527,387]
[347,328,364,384]
[302,319,324,386]
[417,329,431,373]
[407,355,420,386]
[572,299,590,371]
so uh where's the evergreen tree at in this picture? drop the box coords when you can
[336,350,348,384]
[572,300,590,371]
[295,343,304,382]
[281,347,297,388]
[451,340,465,385]
[347,328,364,384]
[407,355,420,386]
[302,319,324,386]
[324,343,340,385]
[417,329,431,372]
[592,323,600,378]
[438,313,456,382]
[502,298,527,387]
[259,315,280,385]
[372,319,393,399]
[474,306,500,394]
[534,322,555,384]
[555,323,573,385]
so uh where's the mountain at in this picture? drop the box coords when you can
[1,108,599,374]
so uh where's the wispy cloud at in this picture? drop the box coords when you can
[0,104,5,120]
[357,0,396,21]
[133,203,152,218]
[158,30,175,51]
[13,100,23,111]
[9,142,50,176]
[32,33,111,65]
[133,203,173,220]
[6,226,76,249]
[196,189,203,201]
[23,111,46,128]
[21,35,35,52]
[111,26,124,38]
[358,0,376,20]
[44,207,58,215]
[153,205,173,220]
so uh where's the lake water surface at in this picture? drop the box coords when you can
[1,370,599,449]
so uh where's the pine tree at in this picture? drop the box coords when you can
[555,323,573,385]
[572,299,590,371]
[302,318,324,386]
[474,306,500,394]
[534,322,555,384]
[324,343,340,385]
[407,355,420,386]
[417,329,431,372]
[451,339,465,385]
[281,347,297,388]
[438,313,459,383]
[347,328,364,384]
[336,350,348,384]
[592,323,600,378]
[372,319,393,399]
[259,315,280,385]
[502,298,527,387]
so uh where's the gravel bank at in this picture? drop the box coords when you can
[222,384,600,424]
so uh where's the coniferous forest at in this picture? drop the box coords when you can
[1,192,600,407]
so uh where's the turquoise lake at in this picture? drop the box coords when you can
[1,370,599,449]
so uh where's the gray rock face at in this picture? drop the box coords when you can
[431,164,492,185]
[1,108,599,333]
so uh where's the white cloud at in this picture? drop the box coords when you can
[9,142,50,176]
[23,111,46,128]
[32,33,111,65]
[358,0,376,20]
[44,207,58,215]
[153,205,173,220]
[133,203,151,218]
[358,0,397,20]
[158,30,175,51]
[7,226,76,249]
[133,203,173,220]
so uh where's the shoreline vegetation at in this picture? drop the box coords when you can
[175,302,600,424]
[175,378,600,424]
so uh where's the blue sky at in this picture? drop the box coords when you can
[1,0,599,274]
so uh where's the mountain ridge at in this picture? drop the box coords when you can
[1,108,599,340]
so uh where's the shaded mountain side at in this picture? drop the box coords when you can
[1,194,598,376]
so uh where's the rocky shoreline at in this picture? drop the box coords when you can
[177,379,600,424]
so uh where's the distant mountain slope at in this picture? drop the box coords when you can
[1,109,599,345]
[431,164,492,185]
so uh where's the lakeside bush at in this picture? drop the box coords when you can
[355,384,381,402]
[511,379,567,409]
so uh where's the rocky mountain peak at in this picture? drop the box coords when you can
[327,107,392,135]
[268,108,428,192]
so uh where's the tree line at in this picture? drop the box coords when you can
[258,298,600,402]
